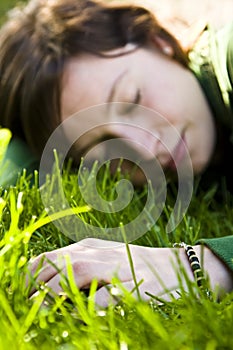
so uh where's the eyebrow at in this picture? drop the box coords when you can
[107,69,128,103]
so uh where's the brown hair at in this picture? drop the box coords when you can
[0,0,189,157]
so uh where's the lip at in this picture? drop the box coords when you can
[165,131,187,171]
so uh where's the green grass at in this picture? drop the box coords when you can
[0,2,233,348]
[0,128,233,349]
[0,0,25,25]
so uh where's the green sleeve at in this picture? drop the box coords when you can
[227,25,233,112]
[0,138,38,186]
[189,23,233,131]
[196,26,233,273]
[198,235,233,272]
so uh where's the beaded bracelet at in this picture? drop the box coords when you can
[173,242,210,297]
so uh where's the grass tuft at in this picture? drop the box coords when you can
[0,143,232,348]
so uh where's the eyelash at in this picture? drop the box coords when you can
[118,89,141,115]
[134,89,141,105]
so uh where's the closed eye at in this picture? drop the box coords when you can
[133,88,141,105]
[117,89,141,115]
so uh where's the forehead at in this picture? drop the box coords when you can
[60,46,153,119]
[61,54,108,119]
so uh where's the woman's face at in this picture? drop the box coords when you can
[61,43,216,176]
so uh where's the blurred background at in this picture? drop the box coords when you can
[1,0,233,41]
[143,0,233,28]
[1,0,233,28]
[0,0,24,20]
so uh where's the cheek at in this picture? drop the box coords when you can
[142,86,180,126]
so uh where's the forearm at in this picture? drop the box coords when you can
[28,239,233,303]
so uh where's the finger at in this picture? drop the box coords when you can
[27,252,62,294]
[27,242,87,280]
[30,260,132,301]
[30,272,83,300]
[94,281,141,307]
[28,246,90,288]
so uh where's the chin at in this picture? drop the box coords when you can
[192,159,209,175]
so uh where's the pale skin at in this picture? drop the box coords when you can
[29,239,233,305]
[61,41,216,174]
[29,36,233,303]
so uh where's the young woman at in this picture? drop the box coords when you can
[0,0,232,304]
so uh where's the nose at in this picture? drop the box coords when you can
[107,123,160,161]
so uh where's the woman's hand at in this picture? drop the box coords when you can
[28,238,232,306]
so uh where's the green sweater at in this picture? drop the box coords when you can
[0,24,233,275]
[189,23,233,273]
[0,137,38,187]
